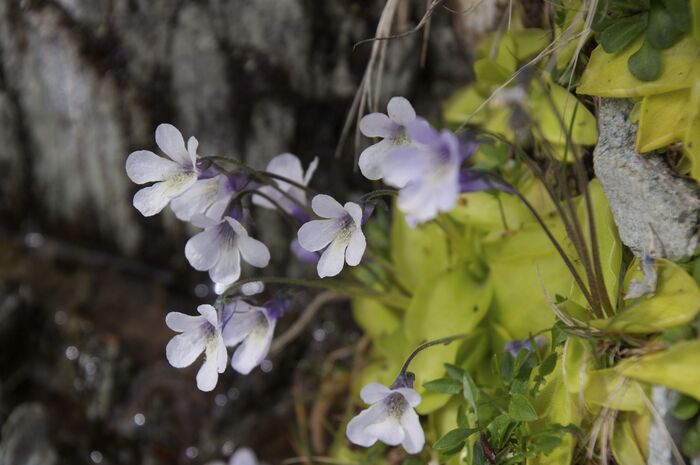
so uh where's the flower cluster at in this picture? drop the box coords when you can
[125,97,501,455]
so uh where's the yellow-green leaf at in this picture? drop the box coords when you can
[611,418,647,465]
[578,37,700,97]
[352,298,400,339]
[637,89,690,152]
[618,340,700,400]
[684,79,700,181]
[584,369,647,413]
[590,260,700,333]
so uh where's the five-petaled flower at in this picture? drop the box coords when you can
[165,304,227,392]
[126,124,199,216]
[359,96,418,181]
[346,382,425,454]
[252,153,318,221]
[171,173,237,222]
[383,121,462,225]
[185,215,270,292]
[222,300,277,375]
[297,195,366,278]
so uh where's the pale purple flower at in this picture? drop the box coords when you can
[165,304,227,392]
[252,153,318,220]
[504,336,546,357]
[359,96,418,180]
[126,124,199,216]
[222,300,277,375]
[346,382,425,454]
[205,447,262,465]
[383,122,462,225]
[297,195,366,278]
[171,174,236,222]
[185,216,270,291]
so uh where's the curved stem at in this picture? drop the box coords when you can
[399,333,467,378]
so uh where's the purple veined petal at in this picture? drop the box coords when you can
[215,332,228,373]
[303,157,319,185]
[387,96,416,126]
[311,194,346,219]
[222,302,265,346]
[346,403,387,447]
[226,218,270,268]
[360,383,392,404]
[358,139,394,181]
[197,304,219,327]
[345,229,366,267]
[297,218,343,252]
[126,150,183,184]
[166,311,205,332]
[229,448,258,465]
[170,176,221,221]
[185,224,224,271]
[382,146,432,189]
[155,123,191,167]
[132,174,198,217]
[399,408,425,454]
[230,315,275,375]
[365,418,405,446]
[394,388,421,408]
[405,118,436,145]
[317,236,348,278]
[344,202,363,227]
[209,242,242,286]
[187,136,199,167]
[166,331,207,368]
[359,112,394,138]
[196,348,219,392]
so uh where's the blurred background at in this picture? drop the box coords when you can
[0,1,504,464]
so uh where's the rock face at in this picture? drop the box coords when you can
[0,403,57,465]
[593,98,700,261]
[0,0,470,262]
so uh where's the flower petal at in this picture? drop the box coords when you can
[170,176,221,221]
[266,153,305,184]
[317,236,348,278]
[166,312,205,332]
[346,403,386,447]
[187,136,199,166]
[185,224,224,271]
[297,219,342,252]
[126,150,183,184]
[155,123,191,167]
[226,218,270,268]
[229,448,258,465]
[209,242,241,286]
[395,388,421,408]
[359,113,394,138]
[230,314,275,375]
[358,139,394,180]
[311,194,346,219]
[216,332,228,373]
[196,351,219,392]
[197,304,219,327]
[303,157,319,185]
[344,202,363,227]
[132,174,197,217]
[382,146,431,189]
[166,331,206,368]
[365,419,405,446]
[345,229,366,267]
[400,408,425,454]
[241,281,265,296]
[360,383,391,403]
[222,302,265,346]
[387,96,416,125]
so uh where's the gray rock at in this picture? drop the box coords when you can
[0,403,57,465]
[593,98,700,261]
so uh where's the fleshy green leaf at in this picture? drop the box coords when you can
[646,0,685,49]
[673,394,700,420]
